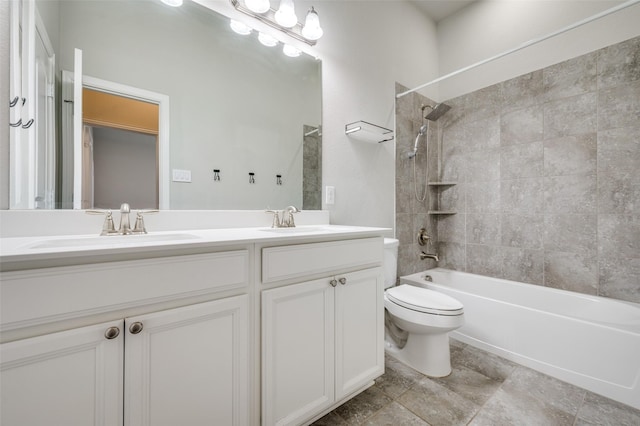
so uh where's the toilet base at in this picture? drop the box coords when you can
[384,331,452,377]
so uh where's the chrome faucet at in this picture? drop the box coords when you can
[118,203,132,235]
[420,251,439,262]
[417,227,439,262]
[87,203,158,235]
[266,206,301,228]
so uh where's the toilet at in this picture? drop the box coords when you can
[383,238,464,377]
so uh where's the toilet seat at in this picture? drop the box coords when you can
[386,284,463,316]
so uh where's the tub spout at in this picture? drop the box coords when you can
[420,251,439,262]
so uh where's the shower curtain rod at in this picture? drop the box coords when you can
[396,0,640,99]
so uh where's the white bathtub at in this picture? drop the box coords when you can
[400,268,640,410]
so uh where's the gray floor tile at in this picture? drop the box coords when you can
[311,411,348,425]
[398,377,480,426]
[362,401,430,426]
[451,345,518,381]
[469,387,575,426]
[576,391,640,426]
[334,386,393,425]
[432,364,503,406]
[501,366,586,415]
[375,356,424,399]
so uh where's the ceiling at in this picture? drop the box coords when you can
[410,0,476,22]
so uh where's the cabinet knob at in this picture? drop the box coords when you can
[329,279,337,287]
[129,322,144,334]
[104,326,120,340]
[338,277,347,285]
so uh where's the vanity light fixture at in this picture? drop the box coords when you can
[275,0,297,28]
[161,0,183,7]
[282,44,301,57]
[230,19,252,35]
[258,32,278,47]
[230,0,323,46]
[245,0,270,14]
[301,6,323,41]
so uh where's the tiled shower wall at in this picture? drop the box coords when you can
[395,84,442,279]
[396,36,639,304]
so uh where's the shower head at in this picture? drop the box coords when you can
[424,103,451,121]
[408,123,429,158]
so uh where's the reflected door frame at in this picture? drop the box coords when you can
[61,72,170,209]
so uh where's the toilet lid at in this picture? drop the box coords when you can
[386,284,464,315]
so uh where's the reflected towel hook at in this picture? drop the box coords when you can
[22,118,34,129]
[9,96,19,107]
[9,119,22,128]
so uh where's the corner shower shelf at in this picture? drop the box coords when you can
[428,182,457,215]
[428,181,457,186]
[345,120,394,143]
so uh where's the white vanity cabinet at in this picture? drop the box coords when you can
[0,250,250,426]
[261,238,384,426]
[1,319,124,426]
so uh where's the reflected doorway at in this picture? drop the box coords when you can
[82,89,159,209]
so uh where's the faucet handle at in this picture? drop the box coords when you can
[132,210,159,234]
[86,209,118,236]
[266,210,281,228]
[284,206,300,227]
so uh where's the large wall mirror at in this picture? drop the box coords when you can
[10,0,322,210]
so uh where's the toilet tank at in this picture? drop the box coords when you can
[383,238,399,289]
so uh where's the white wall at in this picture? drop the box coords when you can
[303,0,439,229]
[436,0,640,100]
[0,1,9,210]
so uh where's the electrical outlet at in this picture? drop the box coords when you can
[172,169,192,183]
[325,186,335,205]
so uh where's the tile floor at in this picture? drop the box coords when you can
[311,339,640,425]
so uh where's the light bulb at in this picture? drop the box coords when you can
[275,0,297,28]
[283,44,301,57]
[230,20,252,35]
[161,0,183,6]
[302,6,323,41]
[245,0,270,14]
[258,32,278,47]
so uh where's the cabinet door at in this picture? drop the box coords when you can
[124,295,248,426]
[262,278,335,426]
[0,320,124,426]
[335,268,384,399]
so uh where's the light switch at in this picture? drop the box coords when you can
[172,169,192,183]
[325,186,335,205]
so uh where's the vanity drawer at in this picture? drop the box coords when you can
[262,237,382,283]
[0,250,249,332]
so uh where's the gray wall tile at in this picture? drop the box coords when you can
[501,178,543,214]
[597,81,640,130]
[544,174,597,214]
[501,141,543,179]
[543,133,596,177]
[543,92,597,139]
[543,52,597,101]
[502,247,543,285]
[501,105,543,146]
[501,214,543,249]
[467,214,501,245]
[395,36,639,304]
[544,214,597,257]
[597,36,640,89]
[544,251,598,295]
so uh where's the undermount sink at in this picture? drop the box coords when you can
[25,233,201,249]
[259,226,329,234]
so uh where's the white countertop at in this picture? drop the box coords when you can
[0,225,389,271]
